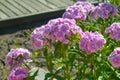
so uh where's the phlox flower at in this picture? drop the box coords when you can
[31,18,82,49]
[8,67,28,80]
[5,48,32,69]
[63,1,94,20]
[105,23,120,40]
[74,1,95,14]
[108,47,120,68]
[30,26,48,49]
[79,31,106,54]
[90,3,117,19]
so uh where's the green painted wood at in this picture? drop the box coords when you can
[14,0,37,13]
[47,0,68,8]
[6,0,30,14]
[0,0,23,15]
[0,0,72,21]
[61,0,73,5]
[0,3,16,17]
[29,0,51,11]
[0,9,65,28]
[37,0,57,9]
[0,10,8,19]
[0,0,74,27]
[21,0,39,11]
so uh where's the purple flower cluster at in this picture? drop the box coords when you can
[5,48,32,68]
[5,48,31,80]
[90,3,117,19]
[105,23,120,40]
[31,18,82,49]
[30,26,48,49]
[74,1,94,14]
[8,67,28,80]
[79,31,106,54]
[63,1,94,20]
[108,47,120,68]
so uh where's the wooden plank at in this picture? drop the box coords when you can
[47,0,67,8]
[0,0,23,15]
[6,0,30,14]
[31,0,51,10]
[21,0,39,11]
[0,9,65,28]
[14,0,37,13]
[61,0,73,5]
[0,10,8,19]
[23,0,50,11]
[37,0,57,9]
[0,3,16,17]
[0,0,71,25]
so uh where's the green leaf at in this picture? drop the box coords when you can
[44,72,65,80]
[53,75,65,80]
[68,52,76,66]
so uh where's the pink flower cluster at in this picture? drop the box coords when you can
[30,26,47,49]
[79,31,106,54]
[31,18,82,49]
[108,47,120,68]
[90,3,117,19]
[5,48,32,68]
[74,1,94,14]
[8,67,28,80]
[105,23,120,40]
[5,48,31,80]
[63,1,94,20]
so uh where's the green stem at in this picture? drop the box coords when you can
[23,62,31,70]
[106,61,118,79]
[91,54,97,79]
[43,47,53,73]
[108,68,117,80]
[64,51,71,80]
[76,19,85,31]
[77,52,87,79]
[61,44,71,80]
[77,54,82,79]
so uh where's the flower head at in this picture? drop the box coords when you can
[108,47,120,68]
[31,18,82,49]
[5,48,32,69]
[63,1,94,20]
[74,1,94,14]
[105,23,120,40]
[30,26,48,49]
[8,67,28,80]
[90,3,117,19]
[46,18,82,42]
[79,31,106,54]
